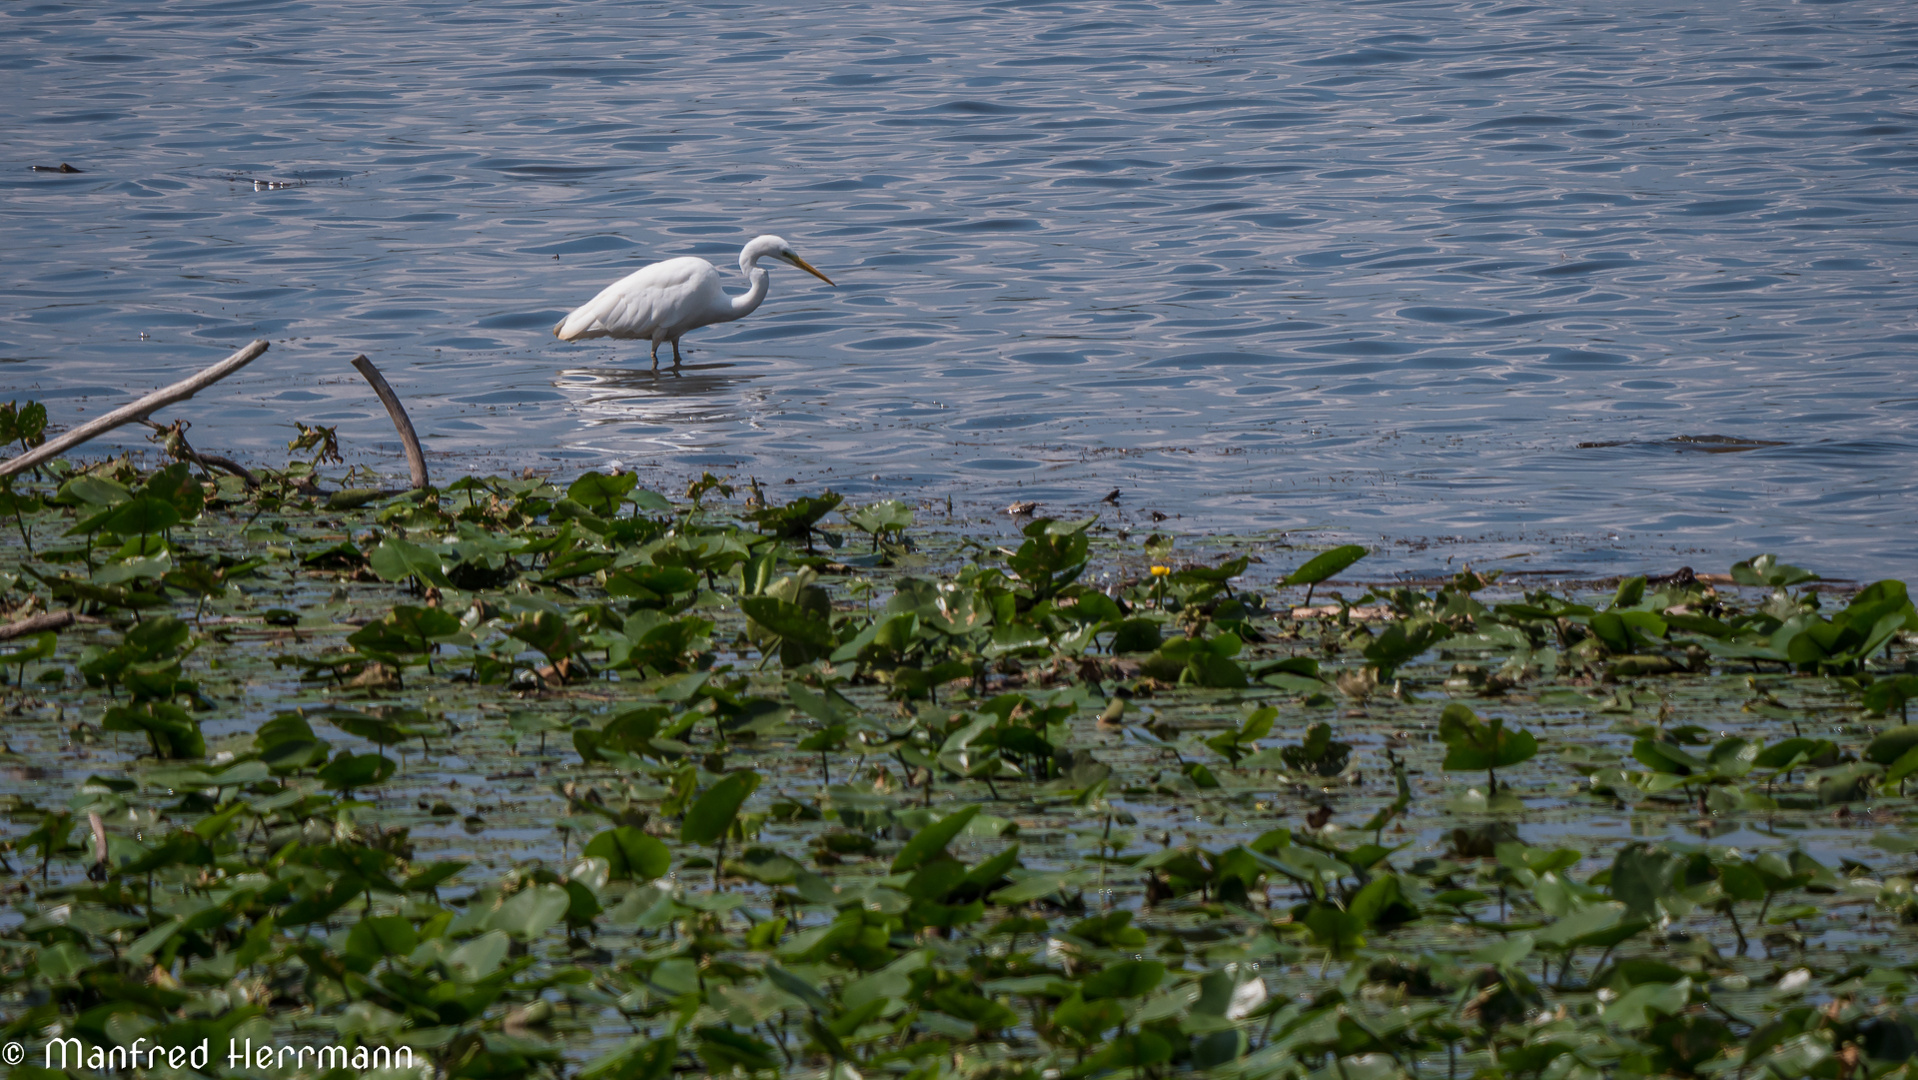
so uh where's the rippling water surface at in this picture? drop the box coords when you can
[5,0,1917,577]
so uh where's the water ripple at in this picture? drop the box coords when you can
[3,0,1917,576]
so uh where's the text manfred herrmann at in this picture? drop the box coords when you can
[45,1036,415,1072]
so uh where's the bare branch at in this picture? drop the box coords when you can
[0,609,75,641]
[350,355,429,490]
[0,339,270,479]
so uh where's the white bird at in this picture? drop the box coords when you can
[551,234,835,369]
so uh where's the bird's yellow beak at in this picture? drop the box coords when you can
[786,254,835,286]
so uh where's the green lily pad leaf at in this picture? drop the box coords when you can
[1731,554,1817,588]
[347,604,461,660]
[764,963,833,1014]
[695,1026,780,1074]
[321,709,411,748]
[1110,617,1163,654]
[317,751,396,792]
[99,495,181,538]
[567,470,638,517]
[893,804,981,872]
[492,883,571,941]
[405,862,467,893]
[1610,843,1683,920]
[1280,722,1352,777]
[1082,959,1165,1000]
[367,537,453,589]
[1866,726,1918,766]
[1283,544,1366,586]
[55,475,131,508]
[579,1037,678,1080]
[345,915,419,967]
[448,930,510,981]
[102,701,205,759]
[846,499,914,540]
[1437,703,1537,771]
[1363,617,1452,678]
[583,827,671,881]
[682,770,761,847]
[509,610,580,662]
[741,595,836,650]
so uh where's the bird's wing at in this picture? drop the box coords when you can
[553,258,719,342]
[553,287,620,341]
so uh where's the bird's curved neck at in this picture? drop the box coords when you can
[726,267,769,321]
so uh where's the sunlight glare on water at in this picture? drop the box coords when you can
[3,0,1917,577]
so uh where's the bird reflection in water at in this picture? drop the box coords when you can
[555,363,762,429]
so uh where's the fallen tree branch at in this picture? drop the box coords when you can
[350,354,429,490]
[0,609,75,641]
[0,339,270,479]
[192,452,261,488]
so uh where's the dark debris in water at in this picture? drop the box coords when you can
[1578,434,1790,454]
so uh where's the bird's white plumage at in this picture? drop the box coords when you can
[552,235,834,366]
[554,257,726,342]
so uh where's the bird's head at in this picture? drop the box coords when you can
[742,234,835,286]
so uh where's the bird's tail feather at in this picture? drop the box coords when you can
[553,294,616,341]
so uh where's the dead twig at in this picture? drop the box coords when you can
[350,355,429,490]
[192,452,260,487]
[0,339,270,479]
[0,610,75,641]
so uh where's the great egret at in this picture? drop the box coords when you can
[551,234,835,369]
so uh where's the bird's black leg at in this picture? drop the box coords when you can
[650,340,660,372]
[671,339,683,367]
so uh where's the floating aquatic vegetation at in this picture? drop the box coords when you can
[0,425,1916,1078]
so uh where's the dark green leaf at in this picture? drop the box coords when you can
[695,1026,780,1073]
[367,537,453,589]
[1437,703,1538,771]
[893,805,981,872]
[740,596,836,650]
[568,471,638,517]
[1081,959,1165,1000]
[682,770,761,846]
[583,827,671,881]
[317,751,396,792]
[1283,544,1367,586]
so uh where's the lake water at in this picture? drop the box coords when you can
[4,0,1917,580]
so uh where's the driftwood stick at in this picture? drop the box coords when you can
[350,355,429,490]
[0,339,270,479]
[191,452,260,488]
[0,609,75,641]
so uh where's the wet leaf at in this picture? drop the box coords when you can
[893,805,980,872]
[367,536,454,589]
[1437,704,1537,772]
[682,770,761,847]
[1283,544,1367,586]
[568,470,638,517]
[582,827,671,881]
[1082,959,1165,1000]
[317,751,396,792]
[101,701,204,759]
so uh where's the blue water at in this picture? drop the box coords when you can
[4,0,1917,578]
